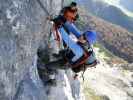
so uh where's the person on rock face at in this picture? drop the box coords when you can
[42,2,97,74]
[57,3,97,64]
[37,2,97,86]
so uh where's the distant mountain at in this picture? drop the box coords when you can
[77,8,133,63]
[120,0,133,12]
[76,0,133,32]
[87,0,133,17]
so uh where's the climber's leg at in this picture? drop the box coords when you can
[37,48,58,86]
[45,58,68,70]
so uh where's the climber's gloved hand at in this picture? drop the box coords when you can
[46,15,53,21]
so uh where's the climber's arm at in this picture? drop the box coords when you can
[64,21,82,38]
[58,27,84,62]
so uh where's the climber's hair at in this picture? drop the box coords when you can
[63,6,77,14]
[70,2,77,7]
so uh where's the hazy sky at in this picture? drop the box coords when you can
[77,0,133,17]
[100,0,133,16]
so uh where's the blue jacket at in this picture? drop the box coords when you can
[58,27,84,62]
[64,21,82,38]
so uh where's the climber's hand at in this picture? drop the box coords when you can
[78,35,86,44]
[46,16,53,21]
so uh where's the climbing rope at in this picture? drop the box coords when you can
[81,64,86,82]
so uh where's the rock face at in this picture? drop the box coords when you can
[0,0,67,100]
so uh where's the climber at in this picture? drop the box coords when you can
[51,3,97,72]
[45,2,98,73]
[37,2,98,85]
